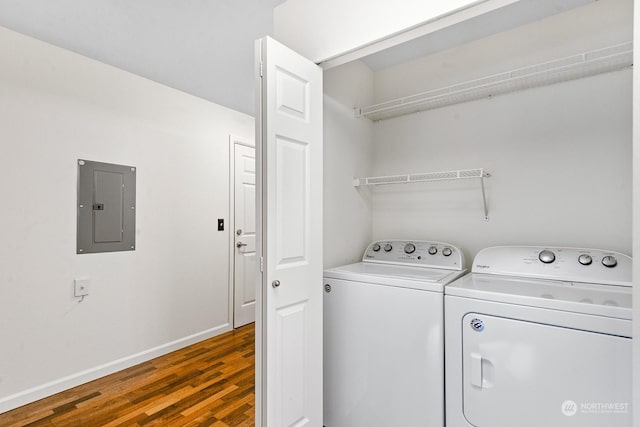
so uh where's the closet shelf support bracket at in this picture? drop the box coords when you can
[480,172,490,222]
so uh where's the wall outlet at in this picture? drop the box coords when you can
[74,279,90,297]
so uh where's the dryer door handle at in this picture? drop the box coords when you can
[471,352,483,388]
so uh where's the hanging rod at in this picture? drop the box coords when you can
[356,42,633,121]
[354,168,490,221]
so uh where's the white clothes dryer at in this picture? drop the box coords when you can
[445,246,632,427]
[323,240,466,427]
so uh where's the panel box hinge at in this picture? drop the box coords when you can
[260,256,264,272]
[260,62,263,78]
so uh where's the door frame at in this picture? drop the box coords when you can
[254,39,265,427]
[228,134,256,330]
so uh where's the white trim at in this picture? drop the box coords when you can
[231,135,256,150]
[0,323,231,414]
[254,38,265,427]
[229,135,236,330]
[228,135,255,329]
[632,0,639,423]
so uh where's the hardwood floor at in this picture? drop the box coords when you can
[0,324,255,427]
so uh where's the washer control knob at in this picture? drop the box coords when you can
[602,255,618,268]
[538,250,556,264]
[384,244,393,252]
[442,247,453,257]
[428,246,438,255]
[372,243,381,252]
[404,243,416,254]
[578,254,592,266]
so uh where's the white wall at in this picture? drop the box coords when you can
[633,0,639,423]
[323,61,375,268]
[370,0,632,263]
[0,26,254,412]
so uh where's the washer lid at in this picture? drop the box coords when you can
[324,262,467,291]
[446,273,632,320]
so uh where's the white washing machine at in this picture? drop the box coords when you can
[445,246,632,427]
[323,240,467,427]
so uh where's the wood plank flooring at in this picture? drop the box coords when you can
[0,323,255,427]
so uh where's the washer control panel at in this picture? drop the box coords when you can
[363,240,464,270]
[472,246,631,286]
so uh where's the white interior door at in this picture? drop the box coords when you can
[255,36,323,427]
[233,143,256,328]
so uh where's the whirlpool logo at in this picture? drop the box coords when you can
[475,264,491,269]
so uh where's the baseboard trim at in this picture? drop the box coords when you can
[0,323,232,414]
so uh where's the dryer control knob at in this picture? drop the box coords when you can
[404,243,416,254]
[384,244,393,252]
[428,246,438,255]
[538,250,556,264]
[602,255,618,268]
[442,247,453,257]
[578,254,592,265]
[372,243,381,252]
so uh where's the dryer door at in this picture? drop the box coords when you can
[462,313,631,427]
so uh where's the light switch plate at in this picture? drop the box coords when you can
[74,279,90,297]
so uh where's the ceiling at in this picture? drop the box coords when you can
[0,0,286,116]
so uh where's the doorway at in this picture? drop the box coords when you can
[229,136,257,328]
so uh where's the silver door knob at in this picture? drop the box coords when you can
[272,280,281,288]
[236,242,247,248]
[236,229,243,235]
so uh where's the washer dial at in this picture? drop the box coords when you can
[404,243,416,254]
[428,246,438,255]
[384,244,393,252]
[538,250,556,264]
[372,243,381,252]
[578,254,592,266]
[602,255,618,268]
[442,247,453,257]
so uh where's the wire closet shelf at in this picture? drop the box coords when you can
[353,168,491,221]
[356,42,633,121]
